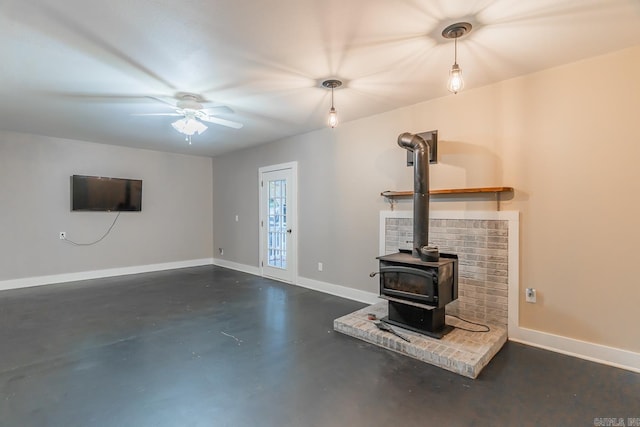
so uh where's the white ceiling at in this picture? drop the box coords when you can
[1,0,639,157]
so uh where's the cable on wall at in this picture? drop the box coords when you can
[63,212,122,246]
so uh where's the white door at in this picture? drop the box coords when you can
[259,162,297,283]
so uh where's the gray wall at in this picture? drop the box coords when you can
[212,106,497,295]
[212,107,446,294]
[0,131,213,281]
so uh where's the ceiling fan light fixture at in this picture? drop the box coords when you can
[171,117,208,136]
[134,93,243,145]
[322,79,342,128]
[442,22,472,94]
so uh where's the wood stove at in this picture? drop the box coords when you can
[373,130,459,339]
[377,251,458,339]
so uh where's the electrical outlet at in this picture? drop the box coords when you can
[318,262,323,272]
[525,287,537,303]
[219,248,224,255]
[235,215,239,222]
[59,232,66,240]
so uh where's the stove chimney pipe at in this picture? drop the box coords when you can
[397,132,439,262]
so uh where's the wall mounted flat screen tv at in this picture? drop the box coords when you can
[71,175,142,211]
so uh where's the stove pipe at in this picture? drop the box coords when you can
[397,132,439,261]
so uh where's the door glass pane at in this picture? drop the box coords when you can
[267,178,287,269]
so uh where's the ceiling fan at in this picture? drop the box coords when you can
[135,93,243,144]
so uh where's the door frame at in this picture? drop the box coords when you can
[258,161,298,284]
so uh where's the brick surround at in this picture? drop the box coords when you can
[384,216,509,327]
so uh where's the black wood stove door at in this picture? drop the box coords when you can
[379,265,438,305]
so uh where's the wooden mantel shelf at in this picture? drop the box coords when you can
[381,187,514,210]
[381,187,513,197]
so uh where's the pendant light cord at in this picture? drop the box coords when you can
[331,86,335,109]
[454,35,458,65]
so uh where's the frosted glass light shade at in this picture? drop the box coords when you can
[171,118,208,136]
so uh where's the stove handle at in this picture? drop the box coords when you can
[370,266,436,280]
[378,266,436,281]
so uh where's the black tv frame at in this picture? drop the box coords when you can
[71,175,142,212]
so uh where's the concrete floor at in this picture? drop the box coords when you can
[1,266,638,427]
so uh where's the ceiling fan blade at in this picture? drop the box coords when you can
[34,91,177,104]
[146,96,178,108]
[201,105,234,115]
[199,115,244,129]
[131,113,183,116]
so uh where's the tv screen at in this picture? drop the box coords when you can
[71,175,142,211]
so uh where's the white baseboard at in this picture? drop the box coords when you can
[211,258,381,305]
[0,258,214,292]
[296,276,383,305]
[212,258,261,276]
[510,327,640,374]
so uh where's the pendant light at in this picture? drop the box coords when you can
[442,22,472,94]
[322,79,342,128]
